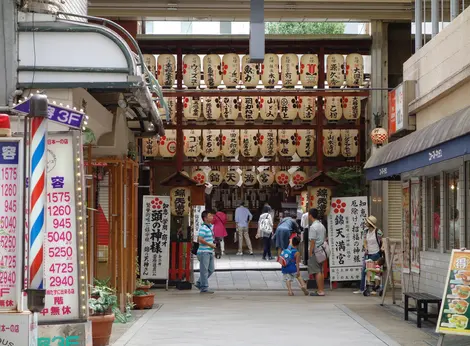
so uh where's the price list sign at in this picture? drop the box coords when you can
[0,139,23,312]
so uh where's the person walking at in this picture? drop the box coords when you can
[213,203,228,257]
[256,205,274,260]
[354,215,384,294]
[195,210,216,294]
[308,208,326,297]
[280,236,309,296]
[274,216,299,256]
[235,201,253,255]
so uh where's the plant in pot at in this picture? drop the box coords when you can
[136,279,152,293]
[89,279,119,346]
[132,290,155,310]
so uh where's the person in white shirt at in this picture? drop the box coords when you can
[235,202,253,255]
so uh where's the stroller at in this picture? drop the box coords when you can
[363,259,384,297]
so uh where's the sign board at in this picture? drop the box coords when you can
[388,80,416,137]
[328,196,368,282]
[141,196,171,280]
[38,321,92,346]
[193,206,205,242]
[0,138,24,312]
[0,312,37,346]
[437,250,470,336]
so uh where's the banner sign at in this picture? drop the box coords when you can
[402,181,411,273]
[141,196,171,280]
[193,206,205,242]
[410,178,421,274]
[0,312,37,346]
[38,321,92,346]
[328,196,368,282]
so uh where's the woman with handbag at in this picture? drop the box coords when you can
[308,208,328,297]
[256,205,274,260]
[213,203,228,258]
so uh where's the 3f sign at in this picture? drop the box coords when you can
[0,288,10,297]
[48,107,82,125]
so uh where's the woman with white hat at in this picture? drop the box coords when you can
[354,215,384,294]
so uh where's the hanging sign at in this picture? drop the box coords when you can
[308,186,332,218]
[141,196,171,280]
[410,177,421,274]
[192,205,205,242]
[328,197,368,282]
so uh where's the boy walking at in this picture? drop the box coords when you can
[280,236,309,296]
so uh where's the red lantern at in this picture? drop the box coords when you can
[371,127,388,146]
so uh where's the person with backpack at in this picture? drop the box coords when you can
[256,205,274,260]
[280,236,309,296]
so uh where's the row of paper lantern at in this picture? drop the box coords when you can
[145,53,364,89]
[163,95,361,123]
[142,129,359,159]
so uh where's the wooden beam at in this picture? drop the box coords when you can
[163,123,365,130]
[162,89,370,97]
[142,160,361,167]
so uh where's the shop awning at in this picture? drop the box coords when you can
[364,106,470,180]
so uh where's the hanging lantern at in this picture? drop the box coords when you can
[144,54,156,77]
[203,97,221,121]
[259,129,277,157]
[298,96,316,121]
[275,171,291,186]
[158,129,177,158]
[345,53,364,87]
[202,129,221,158]
[300,190,308,213]
[240,129,259,157]
[327,54,344,88]
[157,54,176,88]
[291,171,308,187]
[324,97,343,122]
[261,53,279,87]
[170,187,191,216]
[323,129,341,157]
[342,96,361,121]
[300,54,319,87]
[208,169,224,186]
[279,95,298,121]
[308,186,332,218]
[183,129,201,157]
[203,54,222,88]
[183,54,201,88]
[240,96,259,121]
[259,96,278,121]
[340,129,359,158]
[222,53,240,88]
[257,170,274,186]
[225,170,240,186]
[281,54,299,87]
[278,129,296,157]
[295,129,315,158]
[183,97,201,121]
[221,96,239,121]
[371,127,388,146]
[164,97,177,124]
[221,129,239,158]
[243,170,257,187]
[241,55,260,88]
[142,137,159,157]
[191,169,207,185]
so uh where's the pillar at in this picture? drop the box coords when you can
[0,0,17,107]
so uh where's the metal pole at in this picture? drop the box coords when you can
[450,0,459,20]
[431,0,439,37]
[415,0,422,50]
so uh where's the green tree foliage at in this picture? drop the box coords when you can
[327,167,365,197]
[265,22,345,35]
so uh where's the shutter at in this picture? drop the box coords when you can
[97,173,110,262]
[388,181,402,240]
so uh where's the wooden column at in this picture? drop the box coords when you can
[118,162,126,310]
[109,165,117,289]
[317,47,325,171]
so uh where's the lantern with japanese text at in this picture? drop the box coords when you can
[203,97,221,121]
[324,97,343,122]
[202,129,221,158]
[157,54,176,88]
[241,55,260,88]
[300,190,308,212]
[241,96,259,121]
[340,129,359,158]
[327,54,344,87]
[183,97,201,121]
[322,129,341,157]
[342,96,361,121]
[259,96,278,121]
[191,169,207,185]
[183,54,201,88]
[300,54,319,87]
[275,171,291,186]
[259,129,277,157]
[221,96,239,121]
[142,137,159,157]
[345,53,364,87]
[183,129,201,157]
[291,170,308,187]
[225,170,240,186]
[222,53,240,88]
[281,54,299,87]
[240,129,259,157]
[203,54,222,88]
[298,96,316,121]
[158,129,177,158]
[208,169,224,186]
[261,53,279,87]
[278,129,296,157]
[164,97,177,124]
[243,170,258,187]
[295,129,315,158]
[308,186,332,217]
[221,129,239,158]
[371,127,388,146]
[257,170,274,186]
[279,95,298,121]
[170,187,191,216]
[144,54,156,77]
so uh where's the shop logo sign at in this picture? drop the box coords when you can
[428,149,443,162]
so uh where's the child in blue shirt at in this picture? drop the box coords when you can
[281,236,309,296]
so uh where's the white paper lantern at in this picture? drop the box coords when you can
[157,54,176,88]
[241,55,260,88]
[164,97,177,124]
[278,129,296,157]
[158,129,177,158]
[327,54,344,87]
[308,186,332,217]
[300,54,319,87]
[300,190,308,213]
[203,97,221,121]
[203,54,222,88]
[259,129,277,157]
[183,129,201,157]
[142,138,159,157]
[340,129,359,158]
[222,53,240,87]
[221,129,240,158]
[183,97,201,121]
[257,171,275,186]
[279,95,298,121]
[296,129,315,158]
[342,96,361,121]
[259,96,278,121]
[183,54,201,88]
[240,129,259,157]
[208,170,224,186]
[191,169,207,185]
[291,171,308,187]
[225,170,240,186]
[243,170,258,187]
[202,129,221,158]
[345,53,364,87]
[221,96,239,121]
[275,171,291,186]
[144,54,156,77]
[281,54,299,87]
[298,96,316,121]
[323,129,341,157]
[261,53,279,87]
[170,187,191,216]
[324,97,343,122]
[240,96,259,121]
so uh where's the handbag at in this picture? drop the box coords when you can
[314,240,331,264]
[191,242,199,255]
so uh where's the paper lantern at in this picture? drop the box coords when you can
[203,97,221,121]
[183,97,201,121]
[240,129,259,157]
[157,54,176,88]
[221,129,239,158]
[158,129,177,158]
[183,129,201,157]
[323,129,341,157]
[222,53,240,87]
[298,96,316,121]
[203,54,222,88]
[259,129,277,157]
[170,187,191,216]
[371,127,388,146]
[225,170,240,186]
[296,129,315,158]
[275,171,291,186]
[308,186,332,218]
[291,171,308,187]
[342,96,361,121]
[341,129,359,158]
[259,96,278,121]
[240,96,259,121]
[241,55,260,88]
[300,54,319,87]
[279,95,298,121]
[300,190,308,213]
[183,54,201,88]
[243,170,257,187]
[281,54,299,87]
[143,54,156,77]
[327,54,344,88]
[164,97,177,124]
[220,96,239,121]
[325,97,343,122]
[257,170,274,186]
[202,129,221,158]
[208,170,224,186]
[278,129,296,157]
[345,53,364,87]
[142,137,159,157]
[191,169,207,185]
[261,53,279,87]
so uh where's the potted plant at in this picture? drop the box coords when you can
[136,279,152,293]
[88,279,118,346]
[132,290,155,310]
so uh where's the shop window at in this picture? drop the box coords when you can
[467,162,470,247]
[426,176,440,250]
[446,170,460,251]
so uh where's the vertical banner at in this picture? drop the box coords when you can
[192,206,205,242]
[402,181,411,273]
[141,196,171,280]
[410,178,421,273]
[328,197,368,281]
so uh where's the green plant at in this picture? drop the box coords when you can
[136,279,151,287]
[133,290,149,297]
[89,278,131,323]
[327,167,366,197]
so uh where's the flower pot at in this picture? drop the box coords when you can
[89,313,115,346]
[136,285,152,293]
[132,293,155,310]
